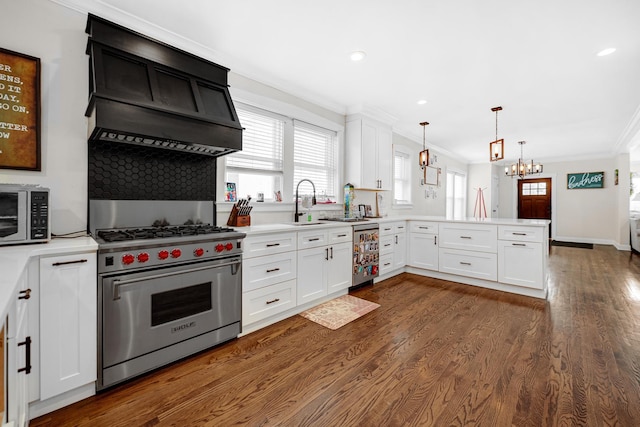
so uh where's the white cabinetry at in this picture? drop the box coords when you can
[498,225,546,289]
[38,252,96,401]
[408,221,439,271]
[379,222,406,276]
[345,115,392,190]
[4,269,31,427]
[297,227,351,305]
[438,223,498,281]
[242,233,297,329]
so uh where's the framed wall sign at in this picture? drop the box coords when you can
[567,171,604,189]
[0,48,41,171]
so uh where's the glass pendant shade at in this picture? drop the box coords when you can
[419,149,429,168]
[490,139,504,161]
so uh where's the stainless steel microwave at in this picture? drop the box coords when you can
[0,184,50,246]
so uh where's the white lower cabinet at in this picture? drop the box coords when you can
[408,221,439,271]
[498,241,543,289]
[379,221,406,276]
[38,253,96,401]
[327,242,352,293]
[297,245,329,304]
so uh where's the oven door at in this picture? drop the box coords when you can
[0,191,26,241]
[100,255,241,369]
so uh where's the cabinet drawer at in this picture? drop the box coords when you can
[243,279,297,325]
[409,221,439,234]
[243,252,296,292]
[379,253,394,275]
[243,233,296,258]
[380,235,394,255]
[439,223,497,253]
[380,221,405,236]
[438,247,497,281]
[328,227,352,244]
[498,225,544,243]
[297,229,328,250]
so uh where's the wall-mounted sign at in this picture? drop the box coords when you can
[0,47,41,171]
[567,171,604,189]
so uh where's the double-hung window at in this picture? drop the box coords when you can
[225,105,285,201]
[292,120,337,199]
[393,145,412,206]
[446,169,467,219]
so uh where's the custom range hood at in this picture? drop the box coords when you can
[85,14,242,157]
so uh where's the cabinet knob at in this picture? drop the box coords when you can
[19,288,31,300]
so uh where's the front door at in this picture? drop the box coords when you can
[518,178,552,237]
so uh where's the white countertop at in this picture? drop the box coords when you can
[0,236,98,326]
[234,216,550,236]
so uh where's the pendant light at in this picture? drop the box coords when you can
[489,106,504,161]
[505,140,543,179]
[419,121,429,170]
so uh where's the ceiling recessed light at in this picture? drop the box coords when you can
[417,100,427,105]
[350,51,367,61]
[597,48,616,56]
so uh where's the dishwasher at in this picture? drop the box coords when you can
[351,223,379,288]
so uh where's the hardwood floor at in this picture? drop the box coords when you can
[32,245,640,426]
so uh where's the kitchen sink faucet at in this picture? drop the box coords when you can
[294,179,317,222]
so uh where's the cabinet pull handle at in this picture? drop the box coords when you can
[325,248,329,261]
[18,336,31,375]
[18,288,31,300]
[460,236,472,239]
[434,235,437,245]
[384,243,391,247]
[337,234,347,237]
[308,238,320,242]
[52,259,87,266]
[330,247,333,259]
[418,226,430,229]
[512,232,527,236]
[265,298,280,305]
[383,262,391,267]
[266,268,280,273]
[512,243,527,247]
[266,243,281,247]
[459,262,472,266]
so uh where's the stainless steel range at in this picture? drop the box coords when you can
[91,201,245,391]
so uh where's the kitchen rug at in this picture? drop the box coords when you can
[299,295,380,330]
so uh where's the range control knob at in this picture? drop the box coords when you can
[225,242,234,251]
[215,244,224,253]
[137,252,150,263]
[158,250,169,260]
[122,254,135,265]
[194,248,205,257]
[170,248,182,258]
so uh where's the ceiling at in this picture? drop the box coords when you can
[55,0,640,164]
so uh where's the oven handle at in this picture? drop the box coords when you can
[111,259,241,300]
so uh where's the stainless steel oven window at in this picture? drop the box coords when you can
[151,282,213,326]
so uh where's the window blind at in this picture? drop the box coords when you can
[293,121,337,197]
[226,107,284,172]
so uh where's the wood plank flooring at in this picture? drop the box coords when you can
[32,245,640,426]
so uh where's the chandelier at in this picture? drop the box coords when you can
[489,106,504,161]
[505,140,543,179]
[419,121,429,172]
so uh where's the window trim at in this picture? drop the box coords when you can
[445,167,467,219]
[392,144,413,208]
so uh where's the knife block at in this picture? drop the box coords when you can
[227,205,251,227]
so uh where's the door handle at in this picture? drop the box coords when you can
[18,336,31,375]
[52,259,88,267]
[111,259,241,300]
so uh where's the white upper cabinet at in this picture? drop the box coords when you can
[345,115,393,190]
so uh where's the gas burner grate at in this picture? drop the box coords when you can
[96,224,237,243]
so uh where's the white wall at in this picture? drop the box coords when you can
[498,156,630,248]
[0,0,87,234]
